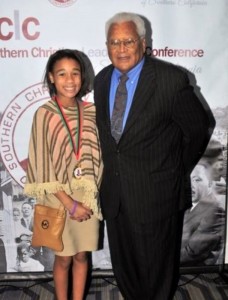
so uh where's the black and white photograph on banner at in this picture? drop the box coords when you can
[0,171,55,273]
[180,136,226,267]
[0,1,228,299]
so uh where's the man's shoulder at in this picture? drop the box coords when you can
[95,64,113,81]
[146,56,186,76]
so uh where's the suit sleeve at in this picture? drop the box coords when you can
[173,73,215,174]
[181,205,224,264]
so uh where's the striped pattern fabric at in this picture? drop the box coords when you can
[24,99,103,220]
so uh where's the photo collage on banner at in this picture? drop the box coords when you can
[0,0,227,275]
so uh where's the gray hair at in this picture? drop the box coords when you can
[105,12,146,39]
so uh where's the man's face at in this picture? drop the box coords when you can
[106,21,146,73]
[191,165,209,203]
[22,203,32,217]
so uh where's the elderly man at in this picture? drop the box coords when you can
[94,12,215,300]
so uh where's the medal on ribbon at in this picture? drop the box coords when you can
[74,164,82,179]
[54,96,83,179]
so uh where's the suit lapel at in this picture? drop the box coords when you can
[99,58,156,145]
[98,66,119,147]
[100,67,113,128]
[122,57,157,137]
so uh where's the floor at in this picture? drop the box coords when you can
[0,272,228,299]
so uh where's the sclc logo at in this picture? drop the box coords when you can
[0,10,40,41]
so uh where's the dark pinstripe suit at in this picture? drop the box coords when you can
[94,55,215,300]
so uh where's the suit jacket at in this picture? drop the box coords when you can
[94,55,215,222]
[181,194,225,265]
[21,217,33,232]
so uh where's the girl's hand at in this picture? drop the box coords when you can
[70,202,93,222]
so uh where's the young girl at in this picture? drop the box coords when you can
[24,49,103,300]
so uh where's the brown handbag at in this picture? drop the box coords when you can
[32,204,66,252]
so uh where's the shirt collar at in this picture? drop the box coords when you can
[113,57,145,82]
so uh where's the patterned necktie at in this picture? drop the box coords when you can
[111,74,129,143]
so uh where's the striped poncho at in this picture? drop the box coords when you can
[24,99,103,220]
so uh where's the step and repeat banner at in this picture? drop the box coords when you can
[0,0,227,276]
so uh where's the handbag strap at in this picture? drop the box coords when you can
[43,190,66,213]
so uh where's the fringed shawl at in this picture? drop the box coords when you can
[24,99,103,220]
